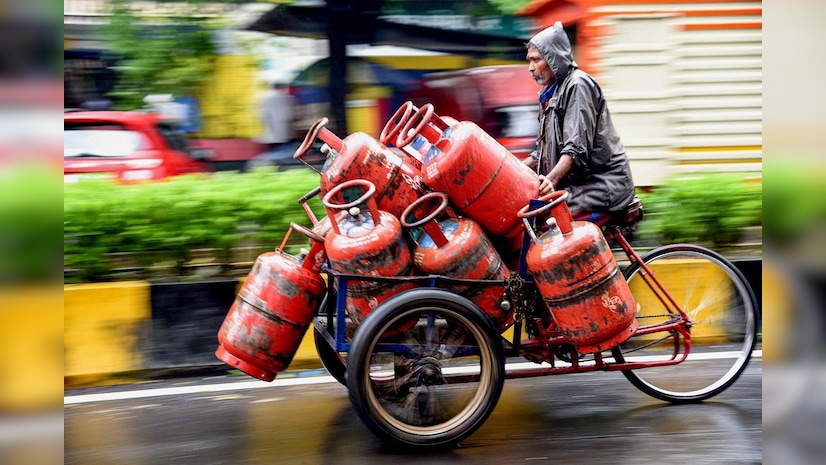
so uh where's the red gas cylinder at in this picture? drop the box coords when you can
[380,101,456,168]
[215,223,327,381]
[402,192,513,332]
[294,117,423,219]
[398,103,540,240]
[323,179,415,325]
[517,191,638,354]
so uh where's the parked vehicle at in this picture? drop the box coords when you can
[404,64,540,159]
[64,110,214,183]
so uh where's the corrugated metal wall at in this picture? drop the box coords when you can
[592,1,762,186]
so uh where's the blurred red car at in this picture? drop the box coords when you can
[64,111,213,183]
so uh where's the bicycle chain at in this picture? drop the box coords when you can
[504,274,541,338]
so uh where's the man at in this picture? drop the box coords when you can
[260,82,296,150]
[524,21,636,226]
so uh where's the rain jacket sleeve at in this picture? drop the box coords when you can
[558,74,599,177]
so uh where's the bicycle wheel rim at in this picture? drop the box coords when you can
[614,245,758,402]
[347,290,504,448]
[366,307,493,434]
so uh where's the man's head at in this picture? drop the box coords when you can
[527,45,554,87]
[526,21,577,87]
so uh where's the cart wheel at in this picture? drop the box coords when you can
[346,289,504,450]
[312,287,348,385]
[611,244,759,403]
[313,326,347,385]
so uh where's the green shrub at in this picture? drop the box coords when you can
[762,163,826,243]
[65,169,763,284]
[0,167,63,283]
[635,172,762,249]
[64,168,324,283]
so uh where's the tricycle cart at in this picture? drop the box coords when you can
[308,188,759,450]
[218,104,759,451]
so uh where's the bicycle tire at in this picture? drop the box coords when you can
[346,288,505,450]
[611,244,759,403]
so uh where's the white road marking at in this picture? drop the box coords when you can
[65,376,336,405]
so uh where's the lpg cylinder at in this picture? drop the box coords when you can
[322,179,415,326]
[215,223,327,381]
[380,101,456,168]
[294,116,424,219]
[401,192,513,332]
[517,191,638,354]
[397,103,540,241]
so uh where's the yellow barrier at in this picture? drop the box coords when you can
[0,286,62,410]
[62,257,760,390]
[64,282,151,384]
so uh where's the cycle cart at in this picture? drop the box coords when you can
[217,104,759,451]
[306,183,760,450]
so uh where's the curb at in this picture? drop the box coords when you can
[64,258,762,388]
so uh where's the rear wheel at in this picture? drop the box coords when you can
[347,289,504,450]
[612,244,758,403]
[313,289,348,385]
[313,326,347,385]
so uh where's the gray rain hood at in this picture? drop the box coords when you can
[528,21,577,84]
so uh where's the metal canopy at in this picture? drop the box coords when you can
[247,4,530,61]
[247,2,530,134]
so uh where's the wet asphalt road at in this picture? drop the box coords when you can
[64,360,762,465]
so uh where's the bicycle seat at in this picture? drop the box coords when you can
[605,196,644,231]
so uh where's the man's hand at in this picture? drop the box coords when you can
[538,174,554,196]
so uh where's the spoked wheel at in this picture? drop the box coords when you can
[347,289,505,450]
[612,244,759,403]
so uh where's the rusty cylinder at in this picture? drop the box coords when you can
[215,223,327,381]
[398,103,539,239]
[295,117,423,219]
[322,179,415,326]
[402,192,513,332]
[518,191,638,354]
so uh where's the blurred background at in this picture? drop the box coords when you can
[1,0,824,463]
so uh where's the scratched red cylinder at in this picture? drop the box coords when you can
[323,179,415,326]
[215,224,326,382]
[295,117,423,219]
[402,192,513,332]
[380,101,456,168]
[518,191,638,354]
[398,104,540,237]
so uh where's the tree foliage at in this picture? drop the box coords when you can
[381,0,531,16]
[487,0,533,15]
[102,0,218,110]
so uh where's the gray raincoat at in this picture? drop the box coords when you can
[528,22,635,213]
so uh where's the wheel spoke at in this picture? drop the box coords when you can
[613,245,758,403]
[346,290,504,449]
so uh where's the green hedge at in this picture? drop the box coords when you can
[1,167,63,283]
[64,169,762,284]
[635,172,762,249]
[64,168,324,283]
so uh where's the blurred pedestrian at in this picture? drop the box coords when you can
[523,21,636,226]
[260,81,296,151]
